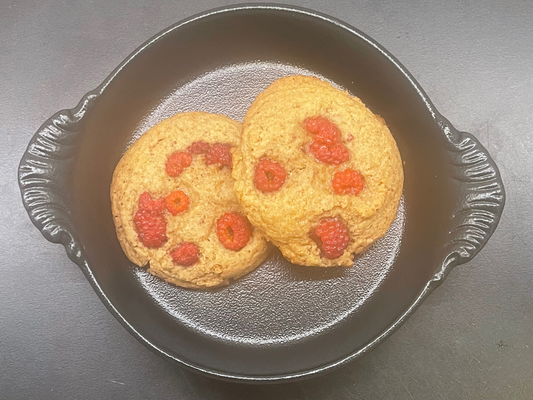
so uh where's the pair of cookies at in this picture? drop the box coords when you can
[111,76,404,289]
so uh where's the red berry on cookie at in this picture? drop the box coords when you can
[164,190,190,215]
[313,218,350,259]
[309,142,349,164]
[304,116,340,145]
[332,168,364,195]
[134,192,167,248]
[216,212,252,251]
[165,151,192,177]
[188,141,211,155]
[170,242,199,266]
[254,159,287,193]
[305,116,350,165]
[205,143,232,167]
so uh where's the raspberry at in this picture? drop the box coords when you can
[205,143,232,167]
[304,116,350,165]
[309,142,349,164]
[134,192,167,248]
[188,141,211,155]
[164,190,189,215]
[165,151,192,177]
[170,242,199,266]
[332,168,365,195]
[254,159,287,193]
[304,116,340,145]
[137,191,165,213]
[216,212,252,251]
[312,218,350,259]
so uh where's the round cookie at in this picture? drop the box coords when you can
[232,76,403,267]
[111,112,268,289]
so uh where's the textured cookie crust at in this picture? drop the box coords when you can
[233,76,403,267]
[111,112,268,288]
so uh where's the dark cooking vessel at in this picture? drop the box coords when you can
[18,4,504,382]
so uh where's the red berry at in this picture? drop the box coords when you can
[312,218,350,259]
[304,116,340,145]
[170,242,199,266]
[165,151,192,177]
[137,191,165,213]
[189,141,211,155]
[304,116,350,165]
[205,143,232,167]
[332,168,364,195]
[134,192,167,248]
[309,142,349,164]
[164,190,189,215]
[254,159,287,193]
[216,212,252,251]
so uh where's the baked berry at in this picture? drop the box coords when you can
[305,116,350,165]
[165,151,192,177]
[254,159,287,193]
[134,192,167,248]
[164,190,189,215]
[304,116,340,145]
[137,191,165,214]
[205,143,232,167]
[309,142,349,164]
[170,242,199,266]
[188,141,211,155]
[312,218,350,259]
[332,168,364,195]
[216,212,252,251]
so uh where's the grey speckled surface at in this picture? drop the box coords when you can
[1,0,532,399]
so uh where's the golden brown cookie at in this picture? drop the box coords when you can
[232,76,403,267]
[111,112,268,289]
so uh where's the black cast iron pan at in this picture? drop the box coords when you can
[18,4,505,382]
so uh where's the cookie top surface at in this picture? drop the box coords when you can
[111,112,268,288]
[232,76,404,267]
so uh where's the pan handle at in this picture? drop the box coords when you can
[18,92,99,267]
[432,115,505,282]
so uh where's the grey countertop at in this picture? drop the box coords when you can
[1,1,531,399]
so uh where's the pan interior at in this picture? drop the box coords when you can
[131,61,406,345]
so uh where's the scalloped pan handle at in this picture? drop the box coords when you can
[434,116,505,281]
[18,94,97,266]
